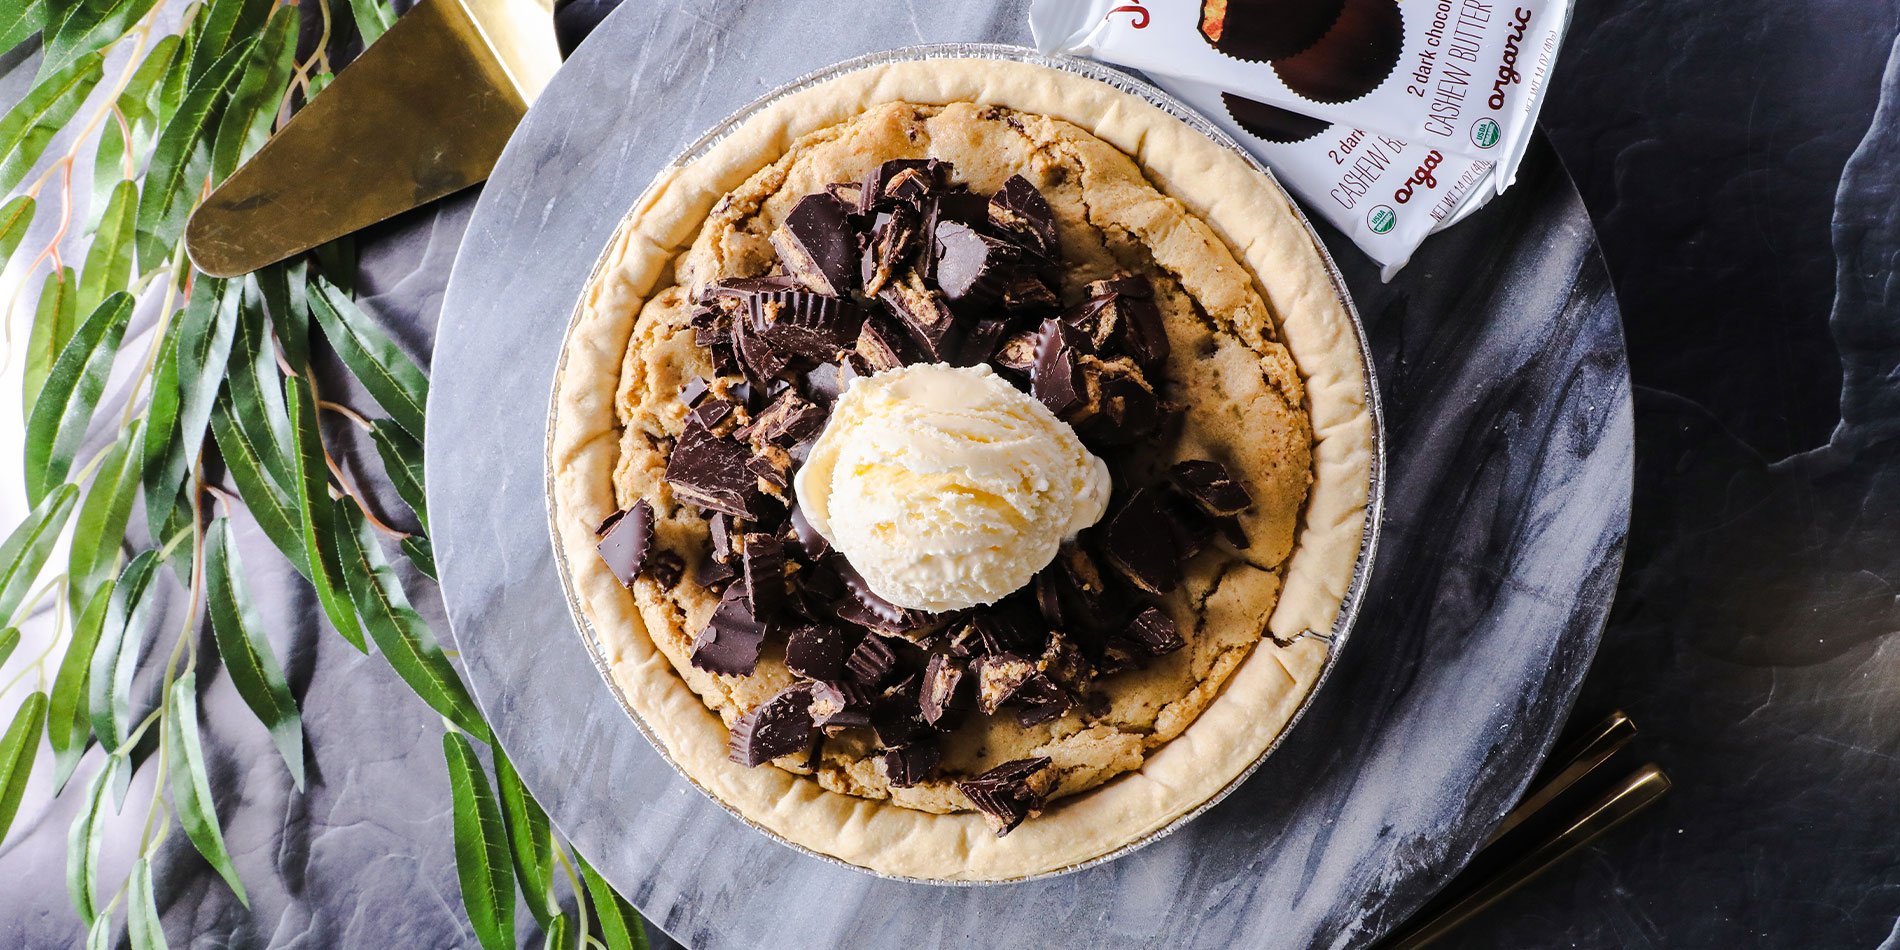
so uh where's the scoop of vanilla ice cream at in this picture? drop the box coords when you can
[793,363,1112,613]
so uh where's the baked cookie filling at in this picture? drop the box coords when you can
[549,57,1371,880]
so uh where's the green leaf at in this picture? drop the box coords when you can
[578,850,649,950]
[543,914,570,950]
[285,375,363,650]
[0,482,78,626]
[67,753,124,922]
[68,420,143,614]
[77,179,136,315]
[204,517,304,789]
[348,0,393,46]
[41,0,162,80]
[90,33,180,220]
[495,747,553,926]
[311,233,354,295]
[210,395,308,579]
[141,314,186,543]
[84,913,110,950]
[89,548,159,751]
[207,4,293,183]
[0,194,35,267]
[24,291,134,505]
[309,282,427,439]
[134,38,253,272]
[400,534,435,580]
[0,626,16,667]
[127,857,167,950]
[256,259,308,372]
[176,278,238,476]
[0,690,47,846]
[370,418,427,532]
[49,581,112,792]
[227,278,294,490]
[444,731,513,950]
[183,0,269,87]
[23,266,77,421]
[334,496,483,735]
[0,49,104,194]
[165,671,248,906]
[0,0,45,54]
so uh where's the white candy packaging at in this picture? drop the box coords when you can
[1030,0,1573,193]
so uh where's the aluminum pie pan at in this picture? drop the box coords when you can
[542,41,1387,886]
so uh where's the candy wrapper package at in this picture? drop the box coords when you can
[1152,77,1496,278]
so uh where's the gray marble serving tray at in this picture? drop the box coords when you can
[426,1,1633,947]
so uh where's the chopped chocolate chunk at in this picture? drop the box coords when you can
[859,159,935,213]
[932,190,991,230]
[709,512,739,563]
[680,376,712,407]
[956,757,1055,836]
[739,389,827,448]
[703,275,801,300]
[920,653,969,728]
[691,303,732,349]
[687,397,736,432]
[878,271,962,361]
[871,677,926,747]
[691,582,774,676]
[693,553,738,591]
[664,418,771,519]
[973,653,1037,715]
[999,270,1061,314]
[785,623,850,682]
[746,444,793,496]
[1212,514,1250,549]
[1086,275,1169,371]
[750,291,864,363]
[1102,487,1183,595]
[835,351,874,391]
[800,362,843,404]
[769,192,858,296]
[1034,573,1065,628]
[808,679,873,731]
[832,556,932,631]
[882,742,942,787]
[994,328,1041,376]
[856,316,917,372]
[1165,497,1219,560]
[1015,694,1073,727]
[1041,542,1126,636]
[1039,632,1092,692]
[933,221,1018,304]
[1061,295,1122,353]
[953,318,1010,368]
[788,504,831,562]
[646,549,684,588]
[733,314,789,382]
[860,207,921,297]
[988,175,1059,259]
[955,600,1041,656]
[1124,606,1186,657]
[1083,691,1113,720]
[740,532,785,622]
[727,683,817,767]
[846,634,899,687]
[1097,636,1143,676]
[1168,460,1253,516]
[1066,355,1161,446]
[594,500,654,588]
[1030,318,1092,416]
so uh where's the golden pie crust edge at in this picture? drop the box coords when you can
[547,58,1373,882]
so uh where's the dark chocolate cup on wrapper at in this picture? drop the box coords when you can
[1221,93,1333,143]
[1198,0,1346,63]
[1270,0,1404,104]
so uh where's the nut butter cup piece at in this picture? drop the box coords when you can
[1221,91,1334,144]
[1270,0,1405,105]
[1198,0,1347,63]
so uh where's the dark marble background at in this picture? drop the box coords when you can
[3,0,1898,946]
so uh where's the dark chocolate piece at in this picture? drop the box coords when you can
[846,635,899,687]
[709,512,739,563]
[594,499,654,588]
[680,376,712,407]
[733,313,790,382]
[878,271,962,361]
[1197,0,1345,62]
[788,504,831,562]
[836,351,874,392]
[956,757,1054,836]
[860,207,921,298]
[769,192,858,296]
[988,175,1059,260]
[856,316,917,372]
[1102,487,1183,594]
[702,275,801,300]
[1222,92,1333,144]
[1270,0,1404,104]
[740,532,785,622]
[785,623,849,682]
[800,362,843,404]
[933,221,1018,304]
[1061,295,1121,354]
[687,396,736,433]
[932,190,991,229]
[973,653,1037,715]
[831,555,931,631]
[1169,459,1253,516]
[1034,574,1065,628]
[727,683,817,767]
[1066,355,1161,446]
[693,553,738,591]
[953,318,1011,368]
[750,291,864,363]
[1085,275,1170,372]
[1030,318,1089,416]
[1124,606,1186,657]
[919,653,969,728]
[664,418,770,519]
[646,550,684,588]
[739,389,827,448]
[999,270,1061,314]
[859,159,935,213]
[881,742,942,788]
[1039,633,1092,693]
[808,679,874,731]
[871,675,925,747]
[691,582,774,676]
[994,328,1041,376]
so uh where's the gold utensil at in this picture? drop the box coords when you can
[1485,709,1637,846]
[184,0,561,277]
[1379,763,1672,950]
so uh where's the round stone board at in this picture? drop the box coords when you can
[425,1,1633,947]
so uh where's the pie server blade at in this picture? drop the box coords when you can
[183,0,561,278]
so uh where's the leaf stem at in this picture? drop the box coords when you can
[318,399,372,430]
